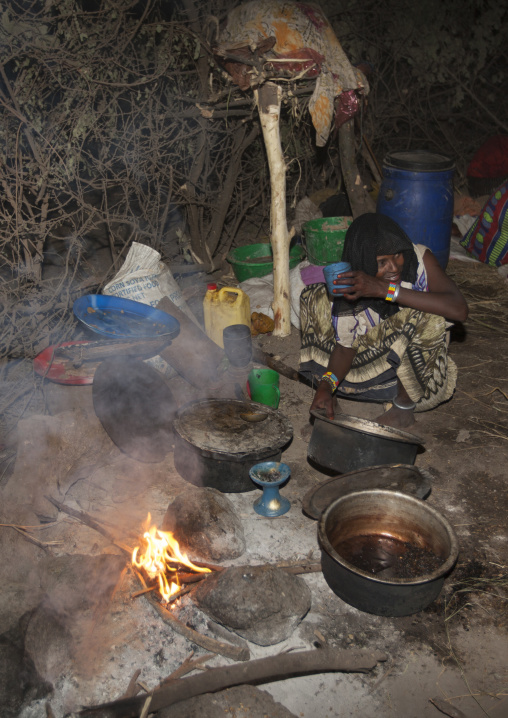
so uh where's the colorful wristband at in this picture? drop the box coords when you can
[385,283,400,302]
[321,371,339,391]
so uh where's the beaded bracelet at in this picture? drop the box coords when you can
[321,371,339,391]
[385,283,400,302]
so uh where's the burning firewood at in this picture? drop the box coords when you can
[133,567,250,662]
[131,513,212,603]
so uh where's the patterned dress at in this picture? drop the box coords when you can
[300,245,457,411]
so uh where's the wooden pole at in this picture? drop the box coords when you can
[254,83,291,337]
[338,117,376,218]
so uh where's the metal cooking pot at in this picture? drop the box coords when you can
[173,398,293,493]
[308,410,424,474]
[318,489,459,616]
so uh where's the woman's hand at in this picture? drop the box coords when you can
[310,381,335,419]
[331,270,386,301]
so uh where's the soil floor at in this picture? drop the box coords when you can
[1,251,507,718]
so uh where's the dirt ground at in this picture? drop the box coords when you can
[0,250,507,718]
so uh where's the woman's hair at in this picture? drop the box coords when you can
[333,212,419,319]
[342,212,418,282]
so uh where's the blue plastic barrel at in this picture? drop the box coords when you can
[377,151,455,268]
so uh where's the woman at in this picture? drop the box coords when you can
[300,213,468,429]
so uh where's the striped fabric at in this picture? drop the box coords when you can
[460,181,508,266]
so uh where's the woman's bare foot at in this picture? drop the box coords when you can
[376,405,415,429]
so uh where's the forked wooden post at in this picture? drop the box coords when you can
[254,82,291,337]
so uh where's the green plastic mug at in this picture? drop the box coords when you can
[248,367,279,389]
[248,368,280,408]
[250,382,280,409]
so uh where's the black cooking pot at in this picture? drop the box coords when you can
[318,489,459,616]
[308,410,424,474]
[173,398,293,492]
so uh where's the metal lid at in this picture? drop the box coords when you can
[310,410,425,446]
[302,464,432,520]
[174,399,293,456]
[383,150,455,172]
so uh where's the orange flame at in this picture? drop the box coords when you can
[132,513,210,603]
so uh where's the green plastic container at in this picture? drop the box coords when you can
[302,216,353,265]
[227,243,306,282]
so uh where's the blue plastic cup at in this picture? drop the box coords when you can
[323,261,352,294]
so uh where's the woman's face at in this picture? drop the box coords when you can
[376,252,404,283]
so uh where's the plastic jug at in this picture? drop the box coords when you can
[203,285,251,348]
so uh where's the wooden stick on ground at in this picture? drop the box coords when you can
[133,569,249,663]
[45,496,118,544]
[45,496,133,555]
[430,697,470,718]
[76,647,388,718]
[158,651,214,686]
[118,670,142,700]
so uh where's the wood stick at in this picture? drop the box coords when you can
[430,697,470,718]
[46,498,322,582]
[12,526,52,551]
[190,560,223,571]
[278,562,322,574]
[45,496,134,556]
[45,495,118,543]
[138,694,152,718]
[76,647,387,718]
[131,584,157,598]
[251,345,313,386]
[158,652,214,686]
[131,562,321,599]
[118,669,142,700]
[140,581,250,663]
[177,571,214,583]
[146,591,249,661]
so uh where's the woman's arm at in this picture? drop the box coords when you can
[334,250,469,322]
[309,344,356,419]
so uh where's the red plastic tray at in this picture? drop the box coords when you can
[34,341,97,385]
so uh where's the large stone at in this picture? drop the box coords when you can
[191,565,311,646]
[40,553,126,616]
[159,685,298,717]
[162,487,245,562]
[0,530,45,634]
[23,603,73,683]
[0,632,51,718]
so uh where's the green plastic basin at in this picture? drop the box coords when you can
[227,243,306,282]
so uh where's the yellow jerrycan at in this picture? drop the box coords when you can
[203,285,251,348]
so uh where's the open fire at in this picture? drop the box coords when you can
[132,513,210,603]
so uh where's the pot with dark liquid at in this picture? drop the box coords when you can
[318,489,459,616]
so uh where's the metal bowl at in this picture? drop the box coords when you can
[318,489,459,616]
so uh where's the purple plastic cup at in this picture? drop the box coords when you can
[323,261,352,294]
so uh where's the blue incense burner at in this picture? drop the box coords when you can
[249,461,291,517]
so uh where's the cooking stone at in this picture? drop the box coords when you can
[191,565,311,646]
[302,464,432,520]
